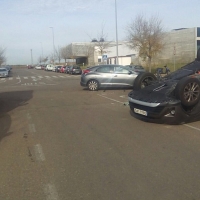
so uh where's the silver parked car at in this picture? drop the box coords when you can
[80,65,139,91]
[0,68,9,77]
[125,65,146,73]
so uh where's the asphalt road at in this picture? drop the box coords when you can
[0,68,200,200]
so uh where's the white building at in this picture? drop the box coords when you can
[67,27,200,66]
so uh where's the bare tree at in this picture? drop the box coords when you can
[38,56,48,64]
[0,47,6,66]
[83,43,94,57]
[42,56,48,63]
[60,45,70,63]
[126,14,165,72]
[38,56,42,64]
[88,24,112,56]
[55,46,62,63]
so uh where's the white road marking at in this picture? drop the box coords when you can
[45,76,50,78]
[52,76,58,78]
[184,124,200,131]
[44,183,59,200]
[59,76,65,78]
[1,78,5,80]
[8,77,13,80]
[98,94,125,104]
[16,76,21,84]
[38,76,43,78]
[29,124,36,133]
[27,113,31,120]
[31,76,36,78]
[34,144,45,161]
[24,77,28,79]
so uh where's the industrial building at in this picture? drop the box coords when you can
[66,27,200,67]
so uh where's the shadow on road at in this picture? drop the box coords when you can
[0,90,33,142]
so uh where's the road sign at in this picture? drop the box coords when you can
[102,55,107,60]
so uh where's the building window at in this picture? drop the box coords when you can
[197,27,200,37]
[197,40,200,50]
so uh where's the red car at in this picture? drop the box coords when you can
[27,65,34,69]
[60,66,66,73]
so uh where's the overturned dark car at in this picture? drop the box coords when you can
[128,49,200,124]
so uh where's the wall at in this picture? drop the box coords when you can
[158,28,196,63]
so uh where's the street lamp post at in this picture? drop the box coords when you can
[49,27,55,63]
[115,0,119,65]
[30,49,33,65]
[40,42,43,58]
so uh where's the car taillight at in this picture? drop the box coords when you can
[82,69,90,74]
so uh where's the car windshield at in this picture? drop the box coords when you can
[0,68,7,71]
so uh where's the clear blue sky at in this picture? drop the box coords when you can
[0,0,200,65]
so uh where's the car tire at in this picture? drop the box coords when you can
[133,72,157,90]
[175,77,200,107]
[87,80,99,91]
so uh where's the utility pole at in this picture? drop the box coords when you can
[115,0,119,65]
[49,27,55,63]
[40,42,43,58]
[30,49,33,65]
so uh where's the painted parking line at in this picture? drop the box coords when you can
[44,183,59,200]
[29,123,36,133]
[184,124,200,131]
[98,94,125,104]
[34,144,45,161]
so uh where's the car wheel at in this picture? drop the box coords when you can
[133,72,157,90]
[87,80,99,91]
[175,77,200,107]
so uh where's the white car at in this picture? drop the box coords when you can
[45,64,54,71]
[0,68,9,77]
[35,65,42,70]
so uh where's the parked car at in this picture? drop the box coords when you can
[0,68,9,77]
[60,66,66,73]
[55,65,62,72]
[4,65,12,72]
[41,65,46,70]
[45,64,54,71]
[52,65,59,72]
[80,64,138,91]
[35,65,42,70]
[68,65,82,75]
[65,66,70,74]
[27,65,34,69]
[125,65,146,73]
[128,48,200,124]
